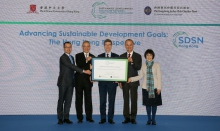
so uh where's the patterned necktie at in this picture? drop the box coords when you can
[128,53,131,58]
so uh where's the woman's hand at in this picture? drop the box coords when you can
[157,89,161,95]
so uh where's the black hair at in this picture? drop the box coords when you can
[104,39,112,45]
[144,49,155,59]
[63,41,71,47]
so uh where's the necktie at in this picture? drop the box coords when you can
[128,53,131,58]
[107,54,109,58]
[68,55,75,78]
[69,55,73,64]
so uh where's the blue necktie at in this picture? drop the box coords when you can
[69,55,74,64]
[69,55,75,78]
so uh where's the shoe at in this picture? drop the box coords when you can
[63,119,73,124]
[57,119,63,124]
[78,119,83,123]
[86,118,94,122]
[152,121,156,125]
[131,119,137,124]
[146,120,151,125]
[122,118,130,124]
[108,119,115,124]
[99,119,106,124]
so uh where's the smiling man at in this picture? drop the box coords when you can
[119,39,142,124]
[97,39,119,124]
[57,42,91,125]
[75,41,95,123]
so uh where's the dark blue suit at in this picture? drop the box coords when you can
[57,53,83,120]
[98,52,119,120]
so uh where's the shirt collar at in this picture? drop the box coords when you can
[127,51,133,57]
[106,52,111,57]
[65,53,70,56]
[84,52,89,57]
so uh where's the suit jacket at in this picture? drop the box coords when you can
[57,53,83,87]
[120,51,142,86]
[131,62,162,90]
[98,52,119,87]
[75,52,95,87]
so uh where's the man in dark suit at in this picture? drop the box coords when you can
[120,39,142,124]
[57,42,91,125]
[98,39,119,124]
[75,41,95,123]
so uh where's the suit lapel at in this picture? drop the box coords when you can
[99,53,105,57]
[81,52,86,60]
[64,53,73,64]
[132,52,136,59]
[121,52,127,58]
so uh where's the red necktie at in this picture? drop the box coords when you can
[128,53,131,58]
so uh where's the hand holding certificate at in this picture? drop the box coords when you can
[92,58,128,82]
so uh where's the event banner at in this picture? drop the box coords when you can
[0,0,220,116]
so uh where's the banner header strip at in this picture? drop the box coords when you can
[0,21,219,26]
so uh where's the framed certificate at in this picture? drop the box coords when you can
[92,58,128,81]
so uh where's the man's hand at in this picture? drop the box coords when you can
[127,78,132,83]
[119,83,122,89]
[86,56,92,62]
[128,57,133,63]
[89,76,93,83]
[90,64,92,70]
[83,70,91,75]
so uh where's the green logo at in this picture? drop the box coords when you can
[173,31,188,48]
[91,2,107,19]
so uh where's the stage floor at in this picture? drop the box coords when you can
[0,115,220,131]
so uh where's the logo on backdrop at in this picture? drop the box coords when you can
[91,2,133,19]
[145,6,198,16]
[172,31,204,49]
[27,4,79,14]
[144,6,152,15]
[27,4,39,14]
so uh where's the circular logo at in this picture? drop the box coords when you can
[91,2,107,19]
[144,6,151,15]
[173,31,188,48]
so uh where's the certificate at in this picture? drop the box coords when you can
[92,58,128,81]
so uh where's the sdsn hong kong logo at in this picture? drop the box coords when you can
[173,31,204,49]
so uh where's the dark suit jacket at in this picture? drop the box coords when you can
[57,53,83,87]
[98,52,119,87]
[120,51,142,86]
[75,52,95,87]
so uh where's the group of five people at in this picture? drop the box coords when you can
[56,39,162,125]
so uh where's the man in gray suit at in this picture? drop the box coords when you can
[120,39,142,124]
[57,42,91,124]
